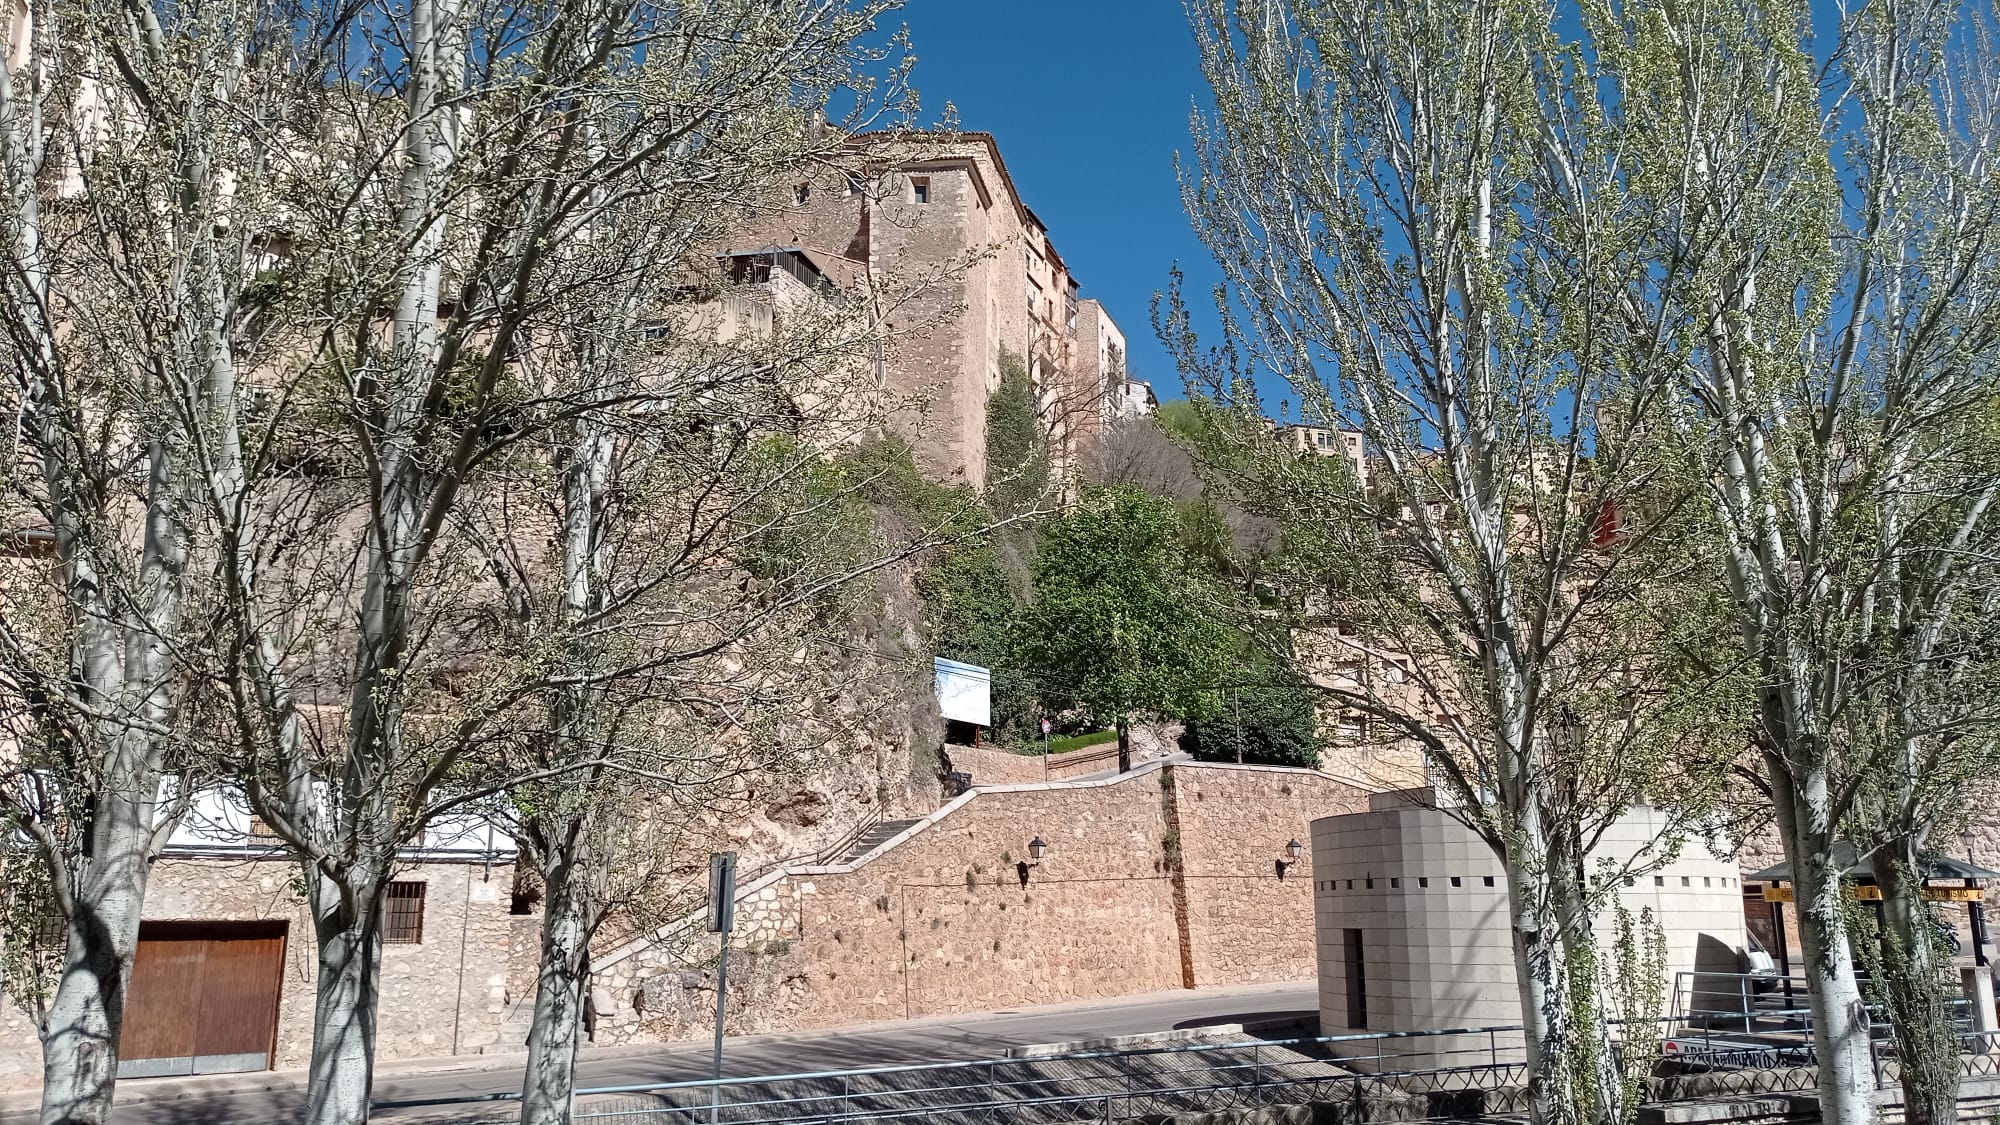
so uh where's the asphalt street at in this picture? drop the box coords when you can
[10,981,1317,1125]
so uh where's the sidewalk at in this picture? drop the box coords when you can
[0,979,1318,1120]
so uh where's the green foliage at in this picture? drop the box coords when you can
[1009,485,1236,730]
[1182,664,1321,768]
[1045,730,1118,754]
[1595,905,1669,1125]
[984,350,1050,519]
[734,435,884,617]
[840,438,1041,738]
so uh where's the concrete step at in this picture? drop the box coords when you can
[837,819,923,864]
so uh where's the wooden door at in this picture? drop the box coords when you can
[118,938,205,1077]
[118,922,286,1079]
[191,929,286,1074]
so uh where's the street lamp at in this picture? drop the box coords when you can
[1964,828,1989,968]
[1286,839,1305,863]
[1027,836,1047,864]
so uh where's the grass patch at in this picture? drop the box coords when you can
[1046,730,1119,754]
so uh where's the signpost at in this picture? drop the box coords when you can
[707,852,737,1123]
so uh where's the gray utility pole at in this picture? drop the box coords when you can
[707,852,738,1124]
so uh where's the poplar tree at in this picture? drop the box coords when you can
[1170,3,1753,1121]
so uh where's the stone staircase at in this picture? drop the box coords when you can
[834,818,922,864]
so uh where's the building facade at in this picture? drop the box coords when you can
[1310,793,1751,1068]
[726,132,1138,489]
[0,794,531,1090]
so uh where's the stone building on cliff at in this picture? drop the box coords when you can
[720,131,1141,490]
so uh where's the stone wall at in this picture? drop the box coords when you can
[943,740,1125,786]
[593,761,1379,1048]
[1172,766,1376,987]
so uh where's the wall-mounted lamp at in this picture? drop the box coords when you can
[1018,836,1048,888]
[1277,838,1305,880]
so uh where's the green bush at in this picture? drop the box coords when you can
[1182,671,1321,769]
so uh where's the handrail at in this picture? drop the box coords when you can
[728,808,888,893]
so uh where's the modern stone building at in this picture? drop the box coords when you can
[724,131,1140,489]
[1310,792,1751,1068]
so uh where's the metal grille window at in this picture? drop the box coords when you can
[383,882,426,944]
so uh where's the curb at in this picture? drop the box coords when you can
[1001,1015,1317,1059]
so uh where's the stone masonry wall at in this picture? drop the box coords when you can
[593,762,1379,1048]
[1172,766,1377,987]
[943,741,1128,786]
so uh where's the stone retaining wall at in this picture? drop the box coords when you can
[591,762,1378,1047]
[943,740,1124,785]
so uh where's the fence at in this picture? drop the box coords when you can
[411,982,2000,1125]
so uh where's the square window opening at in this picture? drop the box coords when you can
[384,881,427,944]
[1482,876,1496,887]
[911,176,931,204]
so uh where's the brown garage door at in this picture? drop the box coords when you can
[119,921,286,1078]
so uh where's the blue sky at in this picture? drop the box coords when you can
[894,2,1217,401]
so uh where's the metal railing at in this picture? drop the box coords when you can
[543,993,2000,1125]
[567,1025,1536,1125]
[408,984,2000,1125]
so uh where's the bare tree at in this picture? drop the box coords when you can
[153,4,916,1123]
[0,1,313,1118]
[472,169,946,1124]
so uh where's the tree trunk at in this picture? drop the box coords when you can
[1504,849,1598,1125]
[305,878,384,1125]
[519,832,602,1125]
[1769,767,1876,1125]
[1116,717,1131,773]
[37,783,157,1125]
[1872,838,1959,1125]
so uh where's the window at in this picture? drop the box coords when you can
[384,881,427,944]
[1450,876,1462,887]
[910,176,930,204]
[1417,877,1429,888]
[1655,876,1666,886]
[846,171,865,195]
[1483,876,1496,887]
[247,815,279,840]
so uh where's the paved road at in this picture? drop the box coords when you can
[20,981,1316,1125]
